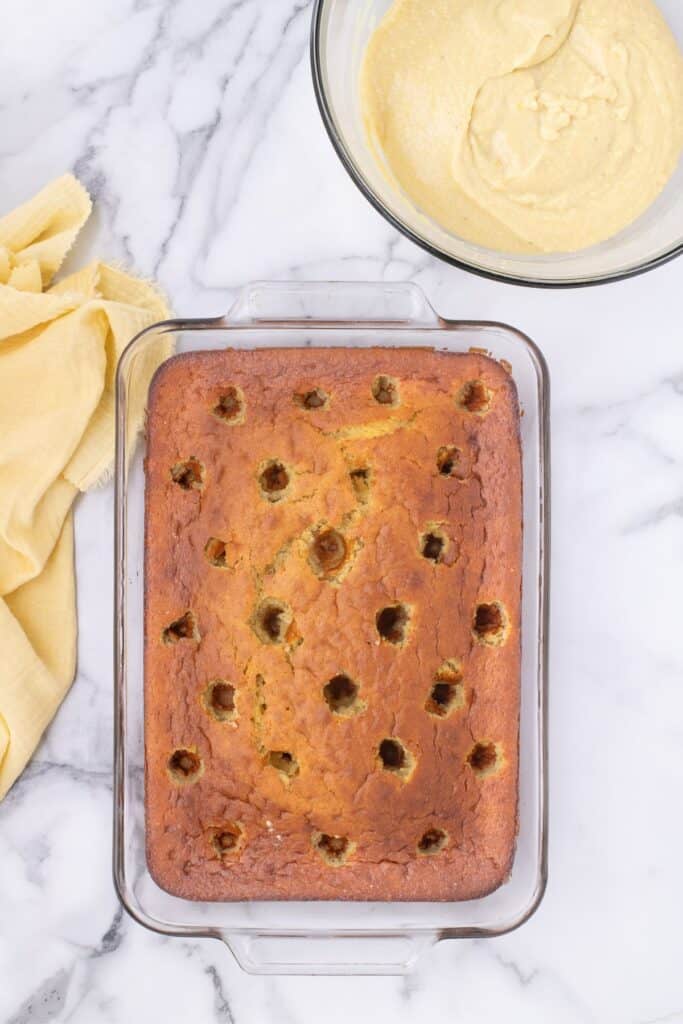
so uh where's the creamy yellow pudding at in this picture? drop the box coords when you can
[361,0,683,253]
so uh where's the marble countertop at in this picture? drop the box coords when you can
[2,2,682,1021]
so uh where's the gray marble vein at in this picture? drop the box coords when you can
[7,970,73,1024]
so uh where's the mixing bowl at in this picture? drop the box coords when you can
[311,0,683,287]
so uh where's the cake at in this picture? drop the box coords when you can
[144,346,522,901]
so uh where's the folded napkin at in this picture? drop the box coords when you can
[0,174,171,800]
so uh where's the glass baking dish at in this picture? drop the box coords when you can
[311,0,683,287]
[114,281,550,975]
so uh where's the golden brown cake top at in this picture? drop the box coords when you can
[144,346,522,901]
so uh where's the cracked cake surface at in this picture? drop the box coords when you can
[144,347,522,901]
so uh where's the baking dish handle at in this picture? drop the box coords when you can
[225,281,441,327]
[225,933,435,976]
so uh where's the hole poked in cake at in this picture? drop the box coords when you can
[312,832,355,867]
[420,528,447,563]
[251,598,294,645]
[251,674,268,753]
[170,458,204,491]
[202,679,236,722]
[376,604,410,645]
[267,750,300,781]
[456,380,492,415]
[349,466,371,503]
[167,747,203,785]
[472,601,509,646]
[204,537,228,568]
[372,375,399,406]
[295,387,329,410]
[258,459,291,501]
[308,527,348,579]
[212,386,245,425]
[378,738,415,780]
[211,822,244,858]
[417,828,449,855]
[425,660,464,718]
[467,741,503,778]
[437,445,466,479]
[162,610,199,645]
[323,674,363,717]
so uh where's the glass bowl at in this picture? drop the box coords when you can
[311,0,683,288]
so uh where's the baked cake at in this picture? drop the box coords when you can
[144,347,522,901]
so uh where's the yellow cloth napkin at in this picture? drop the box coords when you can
[0,174,171,800]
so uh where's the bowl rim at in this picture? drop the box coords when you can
[309,0,683,289]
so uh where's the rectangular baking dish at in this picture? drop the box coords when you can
[114,281,549,975]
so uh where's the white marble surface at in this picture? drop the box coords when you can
[1,1,683,1020]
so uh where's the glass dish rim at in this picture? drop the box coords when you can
[113,285,551,964]
[309,0,683,289]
